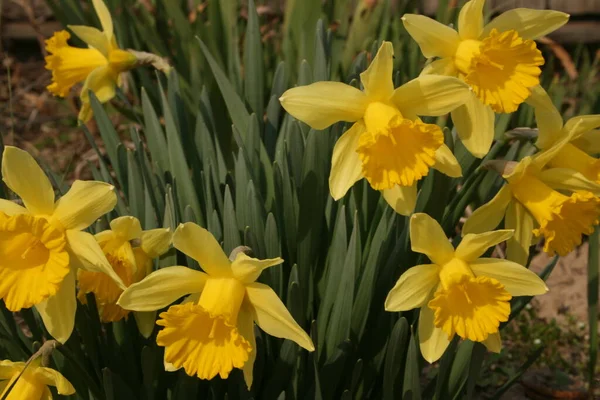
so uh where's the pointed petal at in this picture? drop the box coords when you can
[68,25,109,56]
[482,9,569,40]
[1,146,54,215]
[92,0,113,38]
[110,216,142,241]
[385,264,439,311]
[360,41,394,100]
[52,180,116,230]
[462,186,512,234]
[470,258,548,296]
[410,213,454,265]
[526,86,563,149]
[401,14,460,58]
[420,58,458,77]
[455,230,514,262]
[382,184,417,216]
[134,311,157,339]
[35,271,76,344]
[391,75,469,117]
[140,228,172,258]
[539,168,600,196]
[231,253,284,284]
[573,129,600,154]
[118,266,207,312]
[35,367,76,395]
[482,332,502,353]
[329,122,365,200]
[238,301,257,389]
[505,201,534,266]
[172,223,231,276]
[245,282,314,351]
[458,0,485,40]
[433,144,462,178]
[66,230,125,289]
[279,82,369,130]
[451,92,495,158]
[419,303,450,363]
[564,115,600,142]
[0,199,28,216]
[0,360,22,379]
[79,66,117,107]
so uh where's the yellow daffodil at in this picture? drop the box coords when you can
[279,41,470,215]
[402,0,568,157]
[0,146,125,343]
[527,86,600,183]
[0,359,75,399]
[45,0,137,122]
[77,216,171,337]
[118,222,314,387]
[385,213,547,362]
[463,121,600,264]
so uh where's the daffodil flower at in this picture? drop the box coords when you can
[44,0,138,122]
[402,0,568,157]
[527,86,600,184]
[385,213,547,362]
[0,146,124,343]
[0,359,75,399]
[279,41,470,215]
[463,121,600,264]
[118,222,314,388]
[77,216,172,337]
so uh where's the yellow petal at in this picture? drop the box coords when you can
[410,213,454,265]
[0,200,28,216]
[238,302,257,389]
[401,14,460,58]
[173,223,231,277]
[118,266,207,311]
[329,122,365,200]
[462,185,512,234]
[68,25,109,56]
[482,332,502,353]
[505,200,534,266]
[34,367,76,395]
[458,0,485,40]
[134,311,157,339]
[140,228,172,258]
[469,258,548,296]
[420,58,458,77]
[1,146,55,216]
[0,360,22,379]
[573,129,600,154]
[526,85,563,149]
[482,9,569,40]
[564,115,600,142]
[66,230,126,289]
[110,216,142,241]
[231,253,284,284]
[451,92,495,158]
[391,75,469,117]
[385,264,439,311]
[539,168,600,196]
[382,184,417,216]
[79,66,118,120]
[92,0,114,39]
[432,144,462,178]
[279,82,369,130]
[419,303,450,363]
[245,283,314,351]
[52,180,116,231]
[455,230,514,262]
[360,41,394,100]
[35,271,76,344]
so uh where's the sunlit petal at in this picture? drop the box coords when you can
[482,9,569,40]
[432,144,462,178]
[458,0,485,40]
[360,41,394,100]
[329,122,365,200]
[410,213,454,265]
[385,264,439,311]
[391,75,469,117]
[482,332,502,353]
[420,58,458,77]
[52,180,116,231]
[34,367,76,395]
[173,223,231,276]
[402,14,460,58]
[463,186,512,234]
[419,303,450,363]
[382,184,417,216]
[238,302,257,389]
[451,92,495,158]
[231,253,283,284]
[505,201,534,266]
[134,311,157,339]
[455,230,513,262]
[470,258,548,296]
[526,85,563,149]
[68,25,109,56]
[140,228,172,258]
[35,271,76,344]
[539,168,600,196]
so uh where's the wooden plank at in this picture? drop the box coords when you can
[488,0,546,11]
[549,0,600,14]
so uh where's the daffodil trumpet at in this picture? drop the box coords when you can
[385,213,547,362]
[118,222,314,388]
[402,0,568,158]
[279,41,470,216]
[0,146,122,343]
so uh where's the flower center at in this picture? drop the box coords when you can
[156,302,252,380]
[454,29,544,113]
[548,143,600,184]
[0,213,69,311]
[357,102,444,189]
[509,173,600,256]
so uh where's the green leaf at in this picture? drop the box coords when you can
[244,0,265,121]
[141,89,169,174]
[383,317,409,400]
[223,185,241,255]
[403,332,422,400]
[126,149,145,221]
